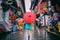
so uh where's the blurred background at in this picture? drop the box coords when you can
[0,0,60,40]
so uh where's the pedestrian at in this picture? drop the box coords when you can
[53,11,58,22]
[13,20,17,32]
[31,23,34,30]
[36,19,41,36]
[10,14,17,23]
[38,20,41,28]
[53,11,58,31]
[24,23,32,38]
[50,17,58,32]
[10,14,17,32]
[17,18,23,31]
[8,19,13,31]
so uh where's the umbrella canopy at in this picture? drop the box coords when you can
[23,12,36,24]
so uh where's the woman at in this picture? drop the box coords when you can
[24,23,32,40]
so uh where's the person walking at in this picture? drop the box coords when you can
[13,20,17,32]
[17,18,24,31]
[24,23,32,40]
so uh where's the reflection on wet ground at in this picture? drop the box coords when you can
[0,27,60,40]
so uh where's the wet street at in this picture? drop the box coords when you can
[0,0,60,40]
[0,27,60,40]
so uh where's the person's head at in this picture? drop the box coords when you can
[17,11,21,15]
[39,20,40,22]
[51,17,54,20]
[9,11,13,16]
[51,6,55,12]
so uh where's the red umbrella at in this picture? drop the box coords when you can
[23,12,36,24]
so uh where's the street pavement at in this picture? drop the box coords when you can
[0,27,60,40]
